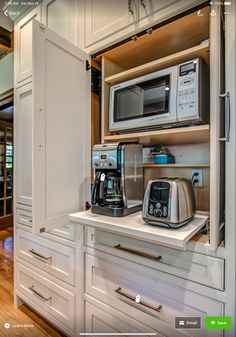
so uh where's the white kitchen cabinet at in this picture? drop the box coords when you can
[138,0,205,27]
[47,224,76,241]
[14,6,41,84]
[42,0,77,44]
[85,297,174,337]
[16,229,75,285]
[14,82,33,207]
[85,227,224,290]
[15,207,32,228]
[82,0,206,53]
[85,250,224,337]
[32,20,90,234]
[82,0,138,50]
[16,262,76,332]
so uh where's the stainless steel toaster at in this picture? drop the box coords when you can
[142,178,195,228]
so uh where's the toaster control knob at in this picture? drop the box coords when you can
[163,206,168,217]
[149,205,154,215]
[154,208,162,217]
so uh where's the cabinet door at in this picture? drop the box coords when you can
[15,83,33,207]
[210,4,225,249]
[85,299,167,336]
[32,20,90,234]
[138,0,205,25]
[42,0,77,44]
[83,0,138,50]
[15,6,41,84]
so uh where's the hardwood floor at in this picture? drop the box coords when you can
[0,228,65,337]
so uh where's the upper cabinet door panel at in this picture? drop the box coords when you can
[209,4,225,250]
[32,21,90,234]
[84,0,138,50]
[15,6,41,84]
[15,83,33,207]
[138,0,206,28]
[42,0,77,45]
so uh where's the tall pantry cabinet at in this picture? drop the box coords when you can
[13,6,90,337]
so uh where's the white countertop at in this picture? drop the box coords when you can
[69,210,208,250]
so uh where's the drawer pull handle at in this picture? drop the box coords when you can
[115,287,162,312]
[29,249,52,262]
[114,244,162,261]
[29,285,52,303]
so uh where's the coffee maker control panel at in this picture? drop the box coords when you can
[92,144,118,169]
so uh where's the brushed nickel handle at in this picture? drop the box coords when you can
[115,287,162,312]
[219,91,230,142]
[114,244,162,261]
[29,249,52,262]
[29,285,52,303]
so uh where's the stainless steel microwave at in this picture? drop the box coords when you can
[109,58,209,132]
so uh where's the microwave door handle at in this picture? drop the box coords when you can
[91,171,102,204]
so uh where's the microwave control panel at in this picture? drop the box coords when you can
[177,60,199,120]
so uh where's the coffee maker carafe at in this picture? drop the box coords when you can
[91,143,143,217]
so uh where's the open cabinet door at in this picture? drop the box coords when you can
[210,4,226,250]
[32,20,91,234]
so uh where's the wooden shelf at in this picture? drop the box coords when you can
[105,42,210,85]
[143,163,210,168]
[104,124,210,145]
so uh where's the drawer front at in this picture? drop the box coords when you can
[85,228,224,290]
[16,208,32,228]
[16,262,75,331]
[16,229,75,285]
[85,252,224,337]
[85,296,176,337]
[47,224,75,241]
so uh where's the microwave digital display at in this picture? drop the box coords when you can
[114,75,170,122]
[179,61,196,76]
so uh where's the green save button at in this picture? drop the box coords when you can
[206,316,232,330]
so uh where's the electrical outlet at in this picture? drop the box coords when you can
[192,169,203,187]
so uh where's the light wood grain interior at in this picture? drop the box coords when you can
[95,6,210,72]
[105,44,209,85]
[91,93,100,147]
[144,167,210,212]
[143,143,210,212]
[96,5,211,213]
[104,125,210,145]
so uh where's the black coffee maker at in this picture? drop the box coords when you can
[91,143,143,217]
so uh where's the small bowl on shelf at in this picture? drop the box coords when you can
[152,154,175,164]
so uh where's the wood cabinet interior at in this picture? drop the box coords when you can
[92,4,212,241]
[98,5,210,143]
[94,6,210,72]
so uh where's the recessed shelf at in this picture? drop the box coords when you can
[143,163,210,168]
[104,124,210,145]
[105,43,209,85]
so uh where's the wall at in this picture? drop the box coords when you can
[0,52,13,94]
